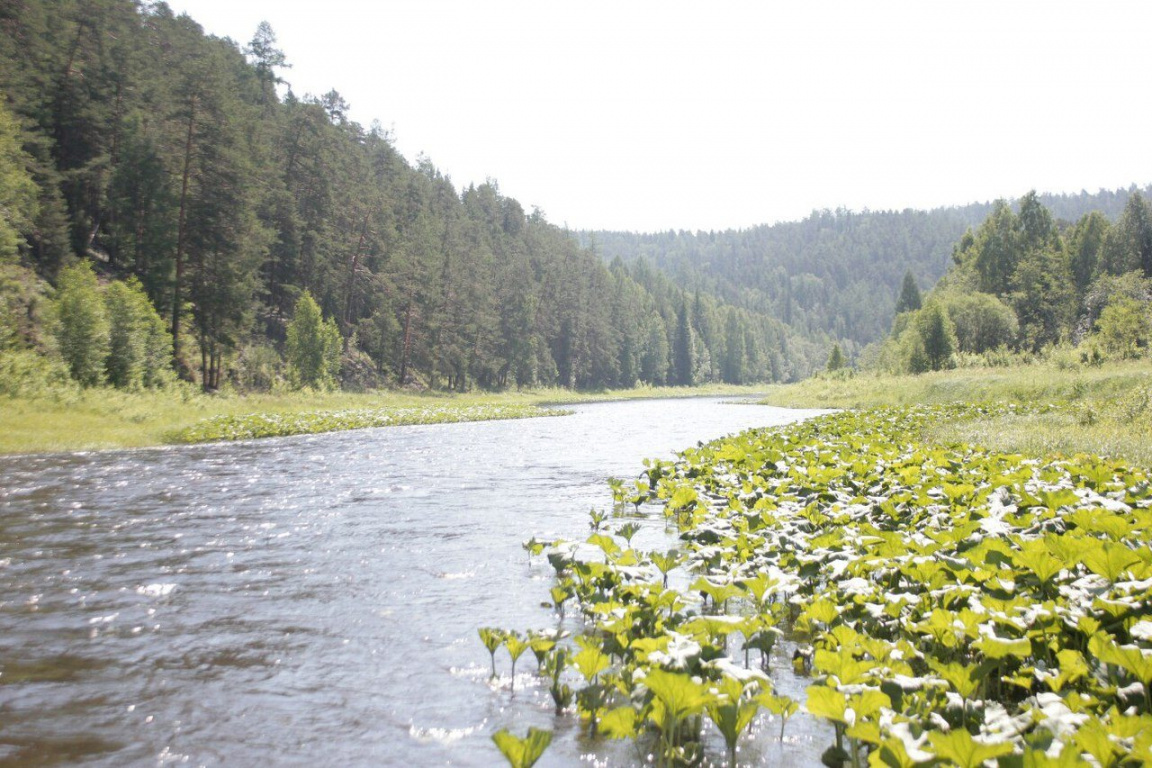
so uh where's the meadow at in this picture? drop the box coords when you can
[760,360,1152,468]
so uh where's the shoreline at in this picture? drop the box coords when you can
[0,383,776,456]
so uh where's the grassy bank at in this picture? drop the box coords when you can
[0,383,771,455]
[759,360,1152,466]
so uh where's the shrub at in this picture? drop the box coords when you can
[1095,295,1151,359]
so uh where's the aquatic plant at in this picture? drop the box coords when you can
[503,631,530,692]
[171,403,565,443]
[486,403,1152,765]
[478,627,503,680]
[491,727,552,768]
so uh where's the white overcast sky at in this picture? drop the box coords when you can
[166,0,1152,233]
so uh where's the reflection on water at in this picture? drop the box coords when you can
[0,398,829,766]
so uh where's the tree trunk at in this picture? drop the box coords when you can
[398,300,414,385]
[173,98,196,370]
[342,209,371,332]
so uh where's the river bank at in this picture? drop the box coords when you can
[0,383,772,454]
[760,359,1152,467]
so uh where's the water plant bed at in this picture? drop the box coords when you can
[491,404,1152,766]
[170,404,565,443]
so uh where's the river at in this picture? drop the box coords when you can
[0,398,829,766]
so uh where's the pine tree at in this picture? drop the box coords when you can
[672,301,695,386]
[0,102,39,262]
[917,302,956,372]
[894,270,922,314]
[826,343,845,372]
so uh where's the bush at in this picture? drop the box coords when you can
[0,349,77,399]
[1095,295,1151,359]
[234,342,283,391]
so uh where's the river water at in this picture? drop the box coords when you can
[0,398,830,767]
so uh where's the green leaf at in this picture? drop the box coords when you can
[587,532,621,557]
[814,646,874,685]
[689,576,743,606]
[668,485,699,511]
[644,669,710,722]
[491,727,553,768]
[1082,541,1141,582]
[802,598,840,627]
[1089,633,1152,684]
[504,632,531,662]
[706,682,760,753]
[974,633,1032,660]
[573,647,610,682]
[928,730,1014,768]
[928,660,981,700]
[805,685,848,724]
[479,627,504,653]
[598,706,639,740]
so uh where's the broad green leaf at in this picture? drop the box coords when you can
[974,633,1032,660]
[1082,541,1141,582]
[689,576,743,606]
[644,669,710,721]
[504,632,530,662]
[814,647,874,686]
[492,727,552,768]
[478,627,504,653]
[805,685,848,724]
[573,647,610,681]
[587,533,621,557]
[928,660,981,700]
[928,730,1014,768]
[668,485,698,511]
[598,706,638,740]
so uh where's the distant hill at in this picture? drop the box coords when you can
[578,186,1152,357]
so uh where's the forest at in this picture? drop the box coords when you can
[583,185,1151,364]
[2,0,1150,399]
[869,189,1152,375]
[0,0,801,396]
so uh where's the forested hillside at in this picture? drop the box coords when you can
[0,0,804,393]
[582,187,1151,359]
[873,189,1152,374]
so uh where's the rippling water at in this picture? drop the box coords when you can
[0,398,830,766]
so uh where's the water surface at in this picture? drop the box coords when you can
[0,398,829,766]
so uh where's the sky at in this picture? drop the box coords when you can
[166,0,1152,233]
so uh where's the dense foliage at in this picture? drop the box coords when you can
[492,405,1152,765]
[583,188,1152,366]
[876,191,1152,374]
[0,0,798,393]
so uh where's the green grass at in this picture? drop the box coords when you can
[759,360,1152,467]
[0,382,773,454]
